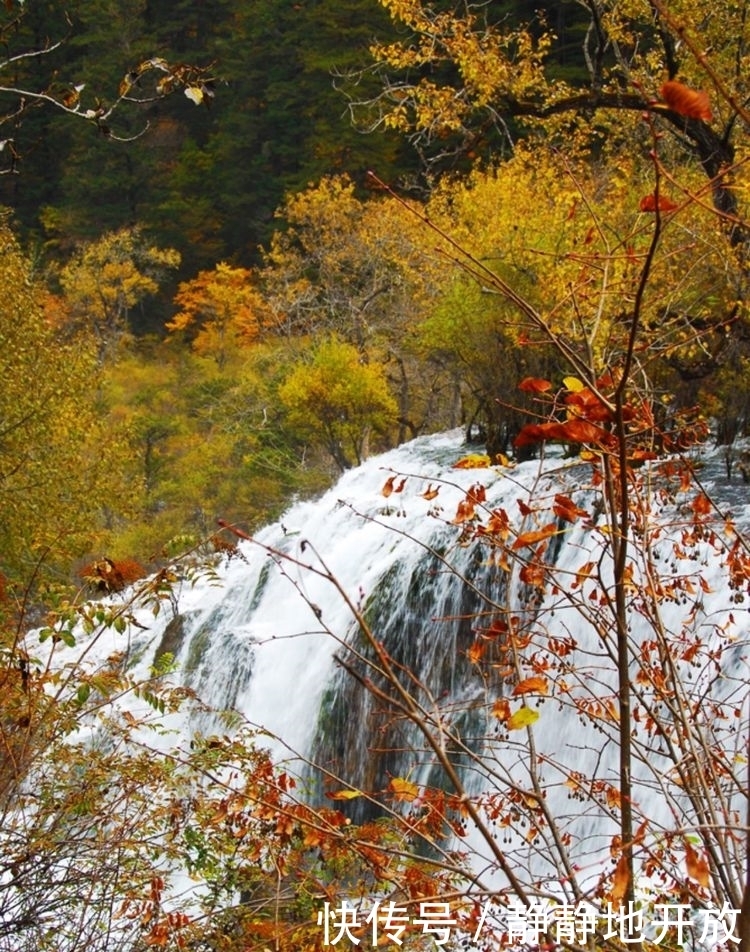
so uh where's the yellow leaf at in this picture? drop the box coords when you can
[389,777,419,802]
[453,453,491,469]
[327,788,363,801]
[507,706,540,730]
[563,375,585,392]
[184,86,204,105]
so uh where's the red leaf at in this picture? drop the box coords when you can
[691,493,712,516]
[468,482,486,504]
[564,388,613,423]
[661,80,712,121]
[557,419,614,446]
[519,563,546,587]
[553,493,588,522]
[515,419,613,448]
[639,193,679,213]
[518,377,553,393]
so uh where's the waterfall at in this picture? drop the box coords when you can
[52,429,750,908]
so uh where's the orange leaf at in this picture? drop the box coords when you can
[519,563,546,587]
[513,675,549,696]
[513,522,558,549]
[557,419,614,446]
[564,387,613,422]
[611,853,631,903]
[685,841,710,887]
[381,475,396,497]
[639,193,679,212]
[468,482,486,504]
[467,641,485,664]
[452,498,476,524]
[661,80,712,121]
[492,697,511,722]
[394,477,407,493]
[421,484,440,501]
[515,419,613,448]
[692,493,711,516]
[518,377,553,393]
[486,508,510,538]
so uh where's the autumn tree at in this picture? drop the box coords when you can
[0,222,137,598]
[166,262,270,369]
[350,0,750,388]
[56,227,180,360]
[262,176,460,443]
[279,335,399,471]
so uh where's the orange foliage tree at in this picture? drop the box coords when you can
[167,262,273,368]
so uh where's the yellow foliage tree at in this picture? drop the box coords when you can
[279,336,398,470]
[0,223,138,600]
[58,227,180,361]
[262,176,460,441]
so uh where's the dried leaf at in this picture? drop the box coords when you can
[519,562,547,588]
[492,698,511,722]
[553,494,588,523]
[422,484,440,501]
[453,453,491,469]
[467,641,485,664]
[452,498,476,524]
[564,387,613,422]
[327,788,363,801]
[184,85,204,105]
[691,493,711,516]
[610,853,630,903]
[381,475,396,498]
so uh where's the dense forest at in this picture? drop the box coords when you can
[1,0,747,590]
[3,0,750,947]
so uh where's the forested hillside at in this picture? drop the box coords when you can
[0,0,748,588]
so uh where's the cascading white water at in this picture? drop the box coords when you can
[56,429,750,912]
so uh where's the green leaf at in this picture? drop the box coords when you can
[76,682,91,706]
